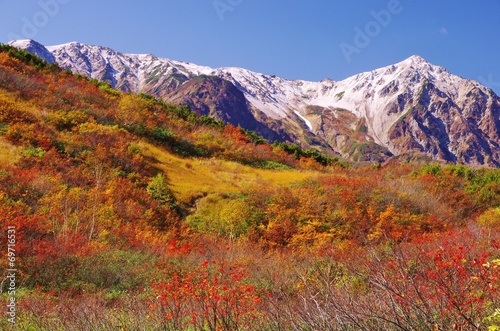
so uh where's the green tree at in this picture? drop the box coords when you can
[147,173,176,208]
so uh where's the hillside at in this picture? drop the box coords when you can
[9,39,500,166]
[0,45,499,330]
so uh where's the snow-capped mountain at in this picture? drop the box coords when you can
[8,39,500,165]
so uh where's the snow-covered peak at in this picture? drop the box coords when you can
[45,41,81,50]
[7,39,55,63]
[402,54,427,65]
[7,39,35,49]
[5,39,500,165]
[338,54,477,101]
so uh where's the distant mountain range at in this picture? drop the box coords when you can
[9,39,500,165]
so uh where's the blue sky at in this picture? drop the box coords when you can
[1,0,499,93]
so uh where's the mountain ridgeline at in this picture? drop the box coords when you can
[10,39,500,166]
[2,41,500,331]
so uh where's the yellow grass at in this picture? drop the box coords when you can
[137,141,319,204]
[0,90,43,119]
[0,137,20,167]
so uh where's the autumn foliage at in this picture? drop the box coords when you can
[151,258,267,331]
[0,45,499,330]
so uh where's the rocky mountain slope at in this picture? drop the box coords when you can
[9,39,500,165]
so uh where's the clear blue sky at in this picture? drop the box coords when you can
[1,0,499,93]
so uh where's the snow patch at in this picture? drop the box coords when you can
[293,110,313,131]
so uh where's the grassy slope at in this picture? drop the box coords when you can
[139,141,319,204]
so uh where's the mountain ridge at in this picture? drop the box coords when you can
[8,39,500,166]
